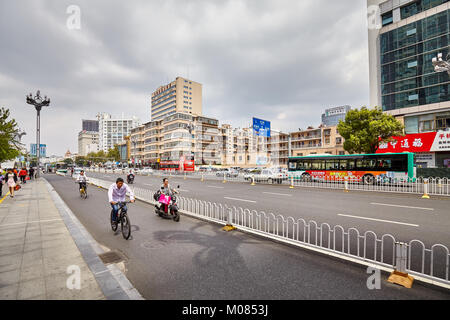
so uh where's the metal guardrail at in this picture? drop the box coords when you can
[85,168,450,197]
[87,176,450,288]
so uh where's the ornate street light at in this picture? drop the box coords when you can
[26,90,50,178]
[432,53,450,75]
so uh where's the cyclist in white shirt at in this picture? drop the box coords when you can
[76,170,88,192]
[108,178,135,222]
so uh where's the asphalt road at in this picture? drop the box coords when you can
[45,174,450,300]
[85,171,450,249]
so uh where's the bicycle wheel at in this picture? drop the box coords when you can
[121,212,131,240]
[110,210,118,232]
[83,188,88,199]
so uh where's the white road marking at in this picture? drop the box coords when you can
[337,214,419,227]
[208,186,224,189]
[144,183,153,186]
[263,192,292,197]
[370,202,434,211]
[224,197,256,203]
[179,189,189,192]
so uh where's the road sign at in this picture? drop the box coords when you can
[30,144,47,157]
[253,118,271,137]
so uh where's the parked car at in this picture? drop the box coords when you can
[216,168,239,178]
[245,168,288,184]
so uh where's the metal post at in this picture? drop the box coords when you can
[387,242,414,288]
[422,178,430,199]
[36,109,40,178]
[344,176,349,192]
[289,175,294,189]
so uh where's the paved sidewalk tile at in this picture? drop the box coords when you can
[0,179,106,300]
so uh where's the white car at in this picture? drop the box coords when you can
[247,168,288,184]
[139,168,154,175]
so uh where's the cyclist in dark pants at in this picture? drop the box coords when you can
[108,178,135,222]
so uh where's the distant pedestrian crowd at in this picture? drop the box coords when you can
[0,167,36,199]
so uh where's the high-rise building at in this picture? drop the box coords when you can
[82,120,99,132]
[97,113,140,152]
[151,76,202,121]
[321,106,351,127]
[368,0,450,167]
[78,131,99,156]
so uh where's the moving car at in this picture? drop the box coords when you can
[245,168,288,184]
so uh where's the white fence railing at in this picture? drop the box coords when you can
[86,176,450,289]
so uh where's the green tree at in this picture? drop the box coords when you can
[0,107,22,162]
[107,145,120,162]
[337,106,404,154]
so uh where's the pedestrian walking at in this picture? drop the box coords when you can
[5,169,18,198]
[19,167,28,184]
[29,167,35,180]
[0,171,5,197]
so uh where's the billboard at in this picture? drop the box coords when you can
[30,144,47,157]
[376,131,450,153]
[253,118,271,137]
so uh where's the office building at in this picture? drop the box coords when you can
[321,106,351,127]
[151,76,203,121]
[368,0,450,167]
[82,120,99,132]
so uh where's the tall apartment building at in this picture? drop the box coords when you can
[290,126,346,157]
[78,130,100,156]
[151,77,203,121]
[97,113,140,153]
[368,0,450,167]
[130,113,221,167]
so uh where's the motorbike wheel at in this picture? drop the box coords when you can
[173,213,180,222]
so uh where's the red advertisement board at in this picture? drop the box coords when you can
[376,132,437,153]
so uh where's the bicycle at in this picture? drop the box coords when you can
[110,201,132,240]
[76,182,88,199]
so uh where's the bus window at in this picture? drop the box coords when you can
[288,161,297,170]
[377,159,392,169]
[338,160,348,170]
[304,160,312,170]
[311,160,324,170]
[347,159,355,170]
[325,160,338,170]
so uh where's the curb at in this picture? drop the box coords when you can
[43,178,144,300]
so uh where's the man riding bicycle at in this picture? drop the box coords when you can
[77,170,88,192]
[108,177,135,223]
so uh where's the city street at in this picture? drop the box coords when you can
[85,171,450,249]
[45,174,450,299]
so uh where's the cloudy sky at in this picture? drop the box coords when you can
[0,0,370,156]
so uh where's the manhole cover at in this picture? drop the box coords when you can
[98,251,125,264]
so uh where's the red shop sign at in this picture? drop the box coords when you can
[376,132,437,153]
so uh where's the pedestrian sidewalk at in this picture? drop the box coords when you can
[0,179,106,300]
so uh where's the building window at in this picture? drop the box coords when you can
[382,11,393,26]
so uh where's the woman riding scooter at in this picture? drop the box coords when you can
[154,178,180,221]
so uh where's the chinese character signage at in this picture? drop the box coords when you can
[253,118,271,138]
[377,131,450,153]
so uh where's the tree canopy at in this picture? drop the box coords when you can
[0,107,22,162]
[337,106,404,154]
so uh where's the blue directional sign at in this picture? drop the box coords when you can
[30,144,47,157]
[253,118,271,137]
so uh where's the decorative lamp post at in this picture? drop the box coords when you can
[26,90,50,178]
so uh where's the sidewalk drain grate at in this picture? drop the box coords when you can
[98,251,125,264]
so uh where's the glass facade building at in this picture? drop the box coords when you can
[380,8,450,111]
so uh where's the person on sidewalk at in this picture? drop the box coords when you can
[5,169,18,198]
[0,171,4,197]
[19,167,28,184]
[29,167,35,180]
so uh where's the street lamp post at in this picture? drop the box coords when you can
[26,90,50,178]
